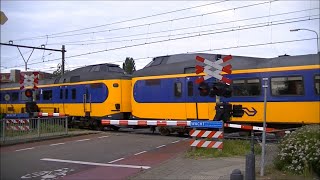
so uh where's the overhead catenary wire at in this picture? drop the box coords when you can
[9,1,275,41]
[9,1,228,42]
[45,8,318,46]
[50,37,320,72]
[53,15,319,46]
[3,16,318,69]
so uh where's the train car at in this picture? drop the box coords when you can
[0,63,132,129]
[131,53,320,130]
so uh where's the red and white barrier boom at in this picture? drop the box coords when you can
[195,55,232,85]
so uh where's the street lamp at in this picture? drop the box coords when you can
[290,28,319,53]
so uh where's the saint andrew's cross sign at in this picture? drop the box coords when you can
[20,72,39,90]
[195,55,233,85]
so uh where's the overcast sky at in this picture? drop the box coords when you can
[1,1,319,73]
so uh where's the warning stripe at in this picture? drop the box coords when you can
[189,130,223,138]
[224,123,275,132]
[6,126,30,131]
[100,120,276,132]
[101,120,190,127]
[36,112,66,117]
[6,119,29,124]
[190,140,223,149]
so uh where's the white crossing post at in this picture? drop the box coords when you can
[260,77,268,176]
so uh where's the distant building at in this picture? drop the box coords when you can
[0,69,54,83]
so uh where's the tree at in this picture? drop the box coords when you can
[122,57,136,74]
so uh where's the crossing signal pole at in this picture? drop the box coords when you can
[195,54,244,122]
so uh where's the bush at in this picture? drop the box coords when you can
[274,125,320,177]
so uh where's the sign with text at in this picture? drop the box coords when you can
[190,120,223,129]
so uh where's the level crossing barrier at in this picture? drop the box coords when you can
[101,119,276,132]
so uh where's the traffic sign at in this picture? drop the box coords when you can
[20,72,39,90]
[0,11,8,25]
[195,55,233,85]
[190,120,223,129]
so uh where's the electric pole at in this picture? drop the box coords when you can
[0,43,66,73]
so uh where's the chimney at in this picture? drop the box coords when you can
[10,69,21,83]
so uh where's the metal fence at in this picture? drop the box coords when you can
[0,117,68,145]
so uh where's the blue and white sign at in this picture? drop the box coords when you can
[190,120,223,128]
[5,113,29,119]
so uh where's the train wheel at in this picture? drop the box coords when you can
[159,127,170,136]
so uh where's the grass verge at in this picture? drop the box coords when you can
[186,139,262,158]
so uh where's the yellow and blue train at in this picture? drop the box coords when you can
[0,53,319,131]
[131,53,320,128]
[0,63,131,129]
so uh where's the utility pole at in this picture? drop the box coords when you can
[0,42,66,72]
[62,45,65,75]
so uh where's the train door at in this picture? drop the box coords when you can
[185,76,211,120]
[83,86,91,116]
[185,77,197,119]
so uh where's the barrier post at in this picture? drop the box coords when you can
[65,117,68,135]
[260,77,268,176]
[1,120,5,142]
[37,118,40,137]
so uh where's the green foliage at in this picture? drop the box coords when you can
[274,125,320,177]
[122,57,136,74]
[186,140,261,158]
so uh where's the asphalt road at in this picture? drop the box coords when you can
[1,129,190,180]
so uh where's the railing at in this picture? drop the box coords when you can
[0,117,68,145]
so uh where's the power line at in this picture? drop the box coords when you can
[10,1,275,41]
[10,1,228,42]
[56,15,319,46]
[59,37,320,72]
[4,16,318,69]
[46,8,318,46]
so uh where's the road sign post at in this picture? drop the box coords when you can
[260,78,268,176]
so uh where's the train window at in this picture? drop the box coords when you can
[109,66,124,73]
[70,76,80,83]
[145,79,161,86]
[174,82,182,97]
[90,83,103,88]
[65,89,69,99]
[90,66,100,72]
[35,90,40,100]
[146,57,164,67]
[232,78,261,96]
[12,92,19,101]
[60,89,63,99]
[72,89,77,99]
[188,81,193,96]
[43,90,53,100]
[271,76,304,96]
[315,75,320,95]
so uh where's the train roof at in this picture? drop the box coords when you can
[132,53,320,77]
[0,63,131,89]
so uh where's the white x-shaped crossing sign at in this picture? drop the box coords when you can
[20,72,39,90]
[195,55,233,85]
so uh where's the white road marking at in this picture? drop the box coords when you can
[41,158,150,169]
[15,147,34,152]
[50,143,65,146]
[183,138,189,140]
[108,158,124,163]
[156,145,166,149]
[171,140,180,144]
[75,139,90,142]
[134,151,147,156]
[98,136,109,139]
